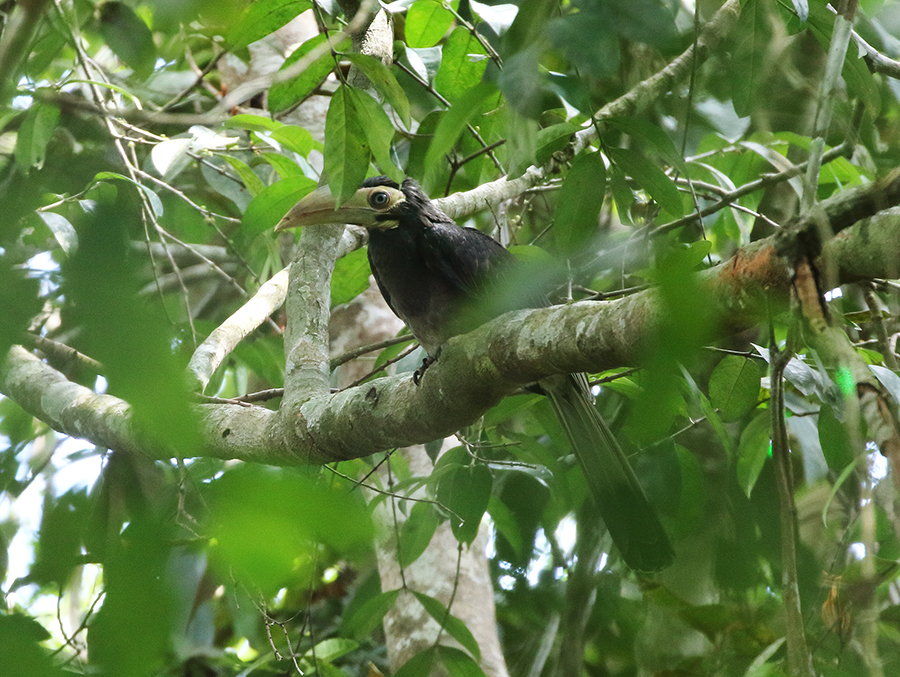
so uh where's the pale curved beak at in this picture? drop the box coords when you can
[275,186,380,231]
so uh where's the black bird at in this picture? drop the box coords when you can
[276,176,674,572]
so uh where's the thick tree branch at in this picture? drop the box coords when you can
[3,213,899,466]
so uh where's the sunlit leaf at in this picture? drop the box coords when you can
[342,53,412,128]
[243,175,317,234]
[226,0,313,50]
[406,0,454,48]
[325,86,370,206]
[269,34,344,112]
[708,355,762,421]
[434,27,488,102]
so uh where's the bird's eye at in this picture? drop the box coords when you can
[369,191,390,208]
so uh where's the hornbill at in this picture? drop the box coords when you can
[276,176,674,572]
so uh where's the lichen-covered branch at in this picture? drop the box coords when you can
[3,212,898,467]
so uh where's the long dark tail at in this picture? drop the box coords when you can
[543,373,674,572]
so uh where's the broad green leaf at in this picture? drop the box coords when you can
[221,155,266,195]
[269,34,345,112]
[305,638,358,663]
[438,646,489,677]
[224,113,282,132]
[731,0,768,117]
[607,117,685,172]
[37,211,78,255]
[341,589,401,638]
[437,461,492,545]
[270,125,315,156]
[406,0,454,48]
[15,101,59,171]
[29,490,88,587]
[434,27,489,102]
[324,86,370,207]
[553,151,606,254]
[259,151,304,180]
[606,147,683,217]
[205,465,373,593]
[394,649,437,677]
[737,412,770,498]
[342,53,411,128]
[242,175,317,234]
[347,88,403,181]
[226,0,313,50]
[708,355,762,421]
[817,404,854,471]
[534,122,578,165]
[64,204,199,456]
[331,247,372,307]
[423,80,496,192]
[398,501,440,567]
[413,593,481,661]
[98,2,157,78]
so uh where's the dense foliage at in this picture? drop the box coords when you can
[2,0,900,675]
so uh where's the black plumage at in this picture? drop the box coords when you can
[277,176,674,572]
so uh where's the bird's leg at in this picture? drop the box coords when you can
[412,347,442,386]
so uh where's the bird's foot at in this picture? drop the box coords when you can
[412,347,441,386]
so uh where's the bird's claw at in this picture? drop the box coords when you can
[412,348,441,386]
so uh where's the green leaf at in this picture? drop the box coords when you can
[438,646,489,677]
[606,147,683,217]
[708,355,762,421]
[324,86,370,207]
[487,494,522,555]
[37,211,78,255]
[731,0,768,117]
[341,589,401,638]
[434,26,489,102]
[270,125,315,156]
[437,461,492,545]
[331,247,372,307]
[737,412,770,498]
[306,638,358,662]
[0,614,66,677]
[423,80,497,192]
[242,175,317,235]
[221,155,266,196]
[347,88,403,181]
[224,113,282,132]
[818,404,854,471]
[15,101,59,172]
[205,465,373,594]
[553,151,606,254]
[406,0,455,48]
[226,0,313,50]
[534,122,578,165]
[98,2,157,78]
[398,501,440,567]
[269,34,344,112]
[394,649,437,677]
[259,151,304,180]
[607,117,685,172]
[342,53,412,128]
[413,593,482,661]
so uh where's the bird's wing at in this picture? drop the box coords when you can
[420,222,518,301]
